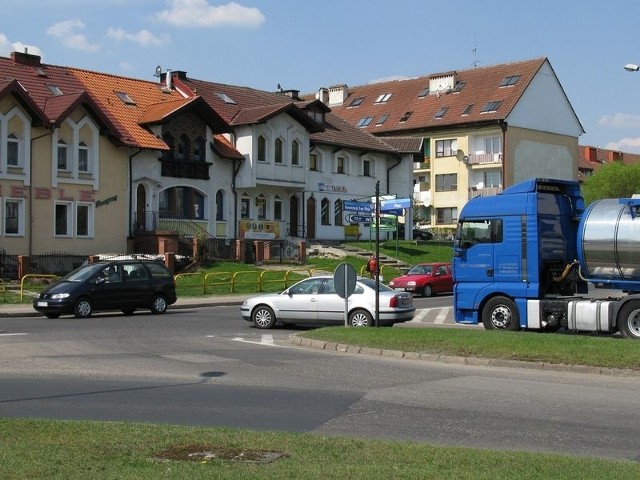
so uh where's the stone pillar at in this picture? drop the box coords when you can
[254,241,264,264]
[236,239,245,263]
[18,255,30,279]
[298,241,306,264]
[164,252,175,274]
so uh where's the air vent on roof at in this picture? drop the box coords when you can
[115,91,136,105]
[216,92,237,104]
[47,85,63,96]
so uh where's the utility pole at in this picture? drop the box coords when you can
[375,180,380,327]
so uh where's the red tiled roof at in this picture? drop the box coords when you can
[211,134,244,160]
[0,78,47,126]
[312,58,566,135]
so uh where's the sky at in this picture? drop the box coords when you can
[2,0,640,152]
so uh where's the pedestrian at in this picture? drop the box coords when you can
[367,254,377,279]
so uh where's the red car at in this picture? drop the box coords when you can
[388,262,453,297]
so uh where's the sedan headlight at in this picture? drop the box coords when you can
[50,293,70,299]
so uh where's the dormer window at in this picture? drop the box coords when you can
[481,101,502,113]
[48,85,63,96]
[500,75,521,87]
[453,81,466,92]
[418,87,430,98]
[399,111,413,122]
[376,114,390,126]
[462,104,474,116]
[434,107,448,119]
[348,96,365,107]
[374,93,392,104]
[115,91,136,105]
[356,116,374,127]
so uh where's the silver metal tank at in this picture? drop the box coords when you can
[578,198,640,281]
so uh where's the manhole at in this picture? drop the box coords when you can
[154,444,288,464]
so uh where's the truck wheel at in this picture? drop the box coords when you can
[617,301,640,339]
[482,296,520,331]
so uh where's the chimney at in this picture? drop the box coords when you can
[328,85,348,105]
[11,50,42,67]
[315,88,329,104]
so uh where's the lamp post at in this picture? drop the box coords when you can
[624,64,640,72]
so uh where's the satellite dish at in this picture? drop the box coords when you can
[154,65,162,77]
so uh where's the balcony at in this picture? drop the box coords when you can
[466,153,502,165]
[468,186,503,200]
[413,158,431,170]
[160,158,211,180]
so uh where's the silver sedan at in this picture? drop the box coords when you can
[240,275,415,329]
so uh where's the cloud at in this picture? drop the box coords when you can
[106,27,170,47]
[154,0,265,28]
[604,138,640,154]
[598,113,640,129]
[0,33,42,57]
[46,19,100,52]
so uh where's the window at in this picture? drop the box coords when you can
[500,75,521,87]
[310,153,319,171]
[78,141,89,172]
[241,195,250,219]
[481,101,502,113]
[336,156,346,174]
[375,114,389,126]
[275,138,283,164]
[436,207,458,225]
[76,203,94,237]
[291,140,300,166]
[274,195,283,221]
[256,194,266,220]
[374,93,392,104]
[459,219,503,247]
[57,140,68,170]
[158,187,205,219]
[4,199,23,235]
[363,159,372,177]
[47,85,63,96]
[461,104,474,116]
[399,111,413,122]
[435,139,457,157]
[115,91,136,105]
[348,96,365,107]
[177,134,189,161]
[356,116,373,127]
[257,135,267,162]
[55,202,72,236]
[435,173,458,192]
[321,198,331,225]
[193,136,206,162]
[484,170,502,188]
[216,92,237,104]
[162,132,174,160]
[216,190,225,221]
[434,107,448,119]
[7,133,19,167]
[334,199,343,226]
[453,81,466,92]
[418,87,430,98]
[483,136,502,154]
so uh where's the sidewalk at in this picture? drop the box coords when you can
[0,294,253,318]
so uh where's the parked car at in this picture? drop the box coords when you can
[241,275,415,329]
[33,260,177,319]
[388,262,453,297]
[412,229,434,241]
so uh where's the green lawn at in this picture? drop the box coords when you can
[2,418,639,480]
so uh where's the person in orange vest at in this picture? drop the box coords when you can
[367,254,377,279]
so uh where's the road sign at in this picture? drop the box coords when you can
[343,201,374,213]
[346,214,373,223]
[334,263,357,327]
[381,197,412,210]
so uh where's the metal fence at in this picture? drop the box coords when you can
[0,249,19,280]
[28,252,88,277]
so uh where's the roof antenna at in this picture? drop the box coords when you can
[472,33,481,68]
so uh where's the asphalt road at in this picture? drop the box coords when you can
[1,305,639,462]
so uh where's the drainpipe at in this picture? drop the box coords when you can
[499,120,508,187]
[128,149,142,237]
[231,157,244,238]
[29,131,53,256]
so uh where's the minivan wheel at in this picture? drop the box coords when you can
[150,294,168,314]
[74,298,93,318]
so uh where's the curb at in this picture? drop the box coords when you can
[288,334,640,378]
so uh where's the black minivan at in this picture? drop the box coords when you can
[33,260,177,319]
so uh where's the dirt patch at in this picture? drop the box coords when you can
[154,444,288,464]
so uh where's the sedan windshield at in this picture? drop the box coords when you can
[408,265,432,275]
[358,277,393,291]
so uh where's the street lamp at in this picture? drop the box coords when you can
[624,63,640,72]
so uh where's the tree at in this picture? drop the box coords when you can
[581,162,640,205]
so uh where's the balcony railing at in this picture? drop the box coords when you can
[468,186,503,200]
[466,153,502,165]
[160,158,211,180]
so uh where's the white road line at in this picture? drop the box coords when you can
[434,308,452,324]
[0,333,28,337]
[411,309,430,323]
[231,334,278,346]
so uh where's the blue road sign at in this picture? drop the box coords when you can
[343,201,374,213]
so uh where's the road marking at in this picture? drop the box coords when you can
[231,334,278,346]
[0,333,28,337]
[434,308,450,324]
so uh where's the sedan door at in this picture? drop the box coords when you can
[275,277,324,322]
[315,278,348,324]
[432,265,454,293]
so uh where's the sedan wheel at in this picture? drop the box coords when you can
[349,309,372,327]
[422,284,433,297]
[252,305,276,329]
[74,298,93,318]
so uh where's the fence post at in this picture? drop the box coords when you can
[236,239,245,263]
[254,241,264,264]
[298,241,306,264]
[18,255,30,279]
[164,252,175,274]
